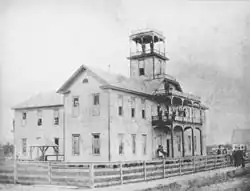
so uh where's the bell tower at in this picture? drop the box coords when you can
[128,29,169,80]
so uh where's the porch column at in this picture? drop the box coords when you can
[200,130,203,155]
[191,127,195,156]
[182,128,185,157]
[171,127,174,158]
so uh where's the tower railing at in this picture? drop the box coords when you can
[130,48,165,57]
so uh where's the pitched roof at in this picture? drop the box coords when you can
[57,64,127,93]
[231,129,250,144]
[12,91,63,110]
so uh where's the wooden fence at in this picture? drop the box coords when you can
[0,154,249,188]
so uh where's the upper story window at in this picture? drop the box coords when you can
[72,96,80,117]
[118,95,123,116]
[131,97,136,118]
[54,109,59,125]
[37,110,42,126]
[92,94,100,116]
[139,60,145,76]
[141,98,146,119]
[22,112,27,126]
[93,94,100,105]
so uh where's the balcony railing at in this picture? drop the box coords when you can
[130,49,165,57]
[152,114,202,126]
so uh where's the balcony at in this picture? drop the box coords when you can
[152,114,202,126]
[151,115,172,126]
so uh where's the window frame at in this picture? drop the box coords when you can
[72,134,80,156]
[22,138,27,156]
[141,98,146,119]
[142,134,147,155]
[72,96,80,117]
[118,133,124,155]
[93,93,100,106]
[131,134,136,154]
[92,133,101,155]
[118,95,123,116]
[53,109,59,125]
[21,112,27,126]
[37,110,42,126]
[139,60,145,76]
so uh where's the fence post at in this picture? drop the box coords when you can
[193,157,195,173]
[48,162,51,184]
[163,159,165,178]
[214,156,216,169]
[179,158,182,175]
[143,161,147,180]
[13,158,17,184]
[89,164,94,188]
[205,156,207,170]
[120,161,123,185]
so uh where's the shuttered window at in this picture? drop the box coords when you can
[92,134,100,155]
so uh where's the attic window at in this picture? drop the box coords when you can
[82,78,88,83]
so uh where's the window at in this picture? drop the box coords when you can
[54,138,59,153]
[131,108,135,118]
[54,109,59,125]
[22,138,27,155]
[37,110,42,126]
[141,99,146,119]
[22,112,27,126]
[118,134,124,155]
[188,135,192,152]
[92,134,100,155]
[131,97,135,118]
[54,138,59,145]
[132,134,136,154]
[72,97,80,117]
[139,60,145,76]
[72,134,80,155]
[82,78,88,83]
[93,94,100,105]
[118,95,123,116]
[194,136,197,151]
[142,134,147,155]
[177,135,181,152]
[22,112,27,120]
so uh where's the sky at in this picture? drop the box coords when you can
[0,0,250,145]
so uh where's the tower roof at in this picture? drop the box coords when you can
[130,28,165,44]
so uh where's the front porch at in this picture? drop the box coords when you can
[153,123,204,159]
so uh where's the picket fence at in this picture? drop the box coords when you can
[0,154,247,188]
